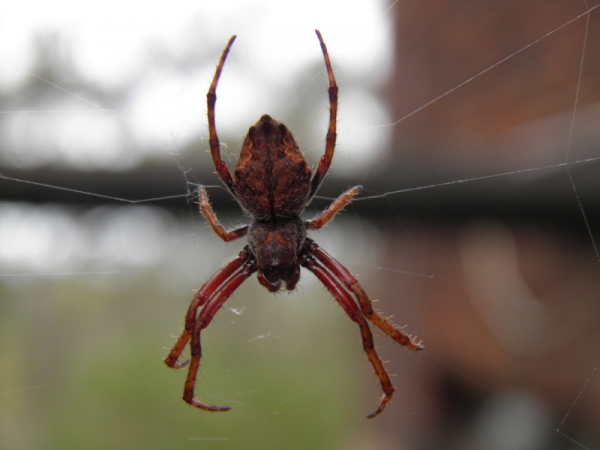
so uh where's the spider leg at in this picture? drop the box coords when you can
[207,35,237,193]
[199,186,248,242]
[306,186,362,230]
[308,240,424,351]
[300,254,393,418]
[310,30,338,199]
[184,259,256,411]
[165,248,250,369]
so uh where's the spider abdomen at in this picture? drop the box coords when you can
[233,114,312,220]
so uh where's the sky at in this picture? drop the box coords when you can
[0,0,395,173]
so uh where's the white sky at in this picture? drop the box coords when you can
[0,0,395,173]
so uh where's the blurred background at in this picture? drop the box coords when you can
[1,1,600,449]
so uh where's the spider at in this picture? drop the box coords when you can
[164,30,424,419]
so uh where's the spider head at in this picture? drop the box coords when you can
[249,217,306,292]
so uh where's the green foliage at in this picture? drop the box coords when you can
[0,270,370,449]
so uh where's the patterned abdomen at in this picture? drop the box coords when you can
[233,115,312,220]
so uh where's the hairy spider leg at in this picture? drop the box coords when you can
[164,249,250,369]
[310,30,339,199]
[207,35,237,194]
[309,241,424,352]
[184,260,257,411]
[301,254,393,418]
[307,185,362,230]
[199,186,249,241]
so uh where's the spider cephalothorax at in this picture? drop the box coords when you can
[165,30,423,419]
[248,215,306,292]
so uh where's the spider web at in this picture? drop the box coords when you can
[1,1,599,449]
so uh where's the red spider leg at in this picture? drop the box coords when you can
[301,254,394,418]
[306,186,362,230]
[164,248,250,369]
[310,30,338,198]
[308,240,424,351]
[199,186,248,242]
[207,35,237,193]
[184,262,257,411]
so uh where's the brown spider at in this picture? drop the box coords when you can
[164,30,424,419]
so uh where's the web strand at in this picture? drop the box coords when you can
[0,174,189,204]
[556,367,597,450]
[563,12,599,260]
[381,4,600,129]
[349,156,600,201]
